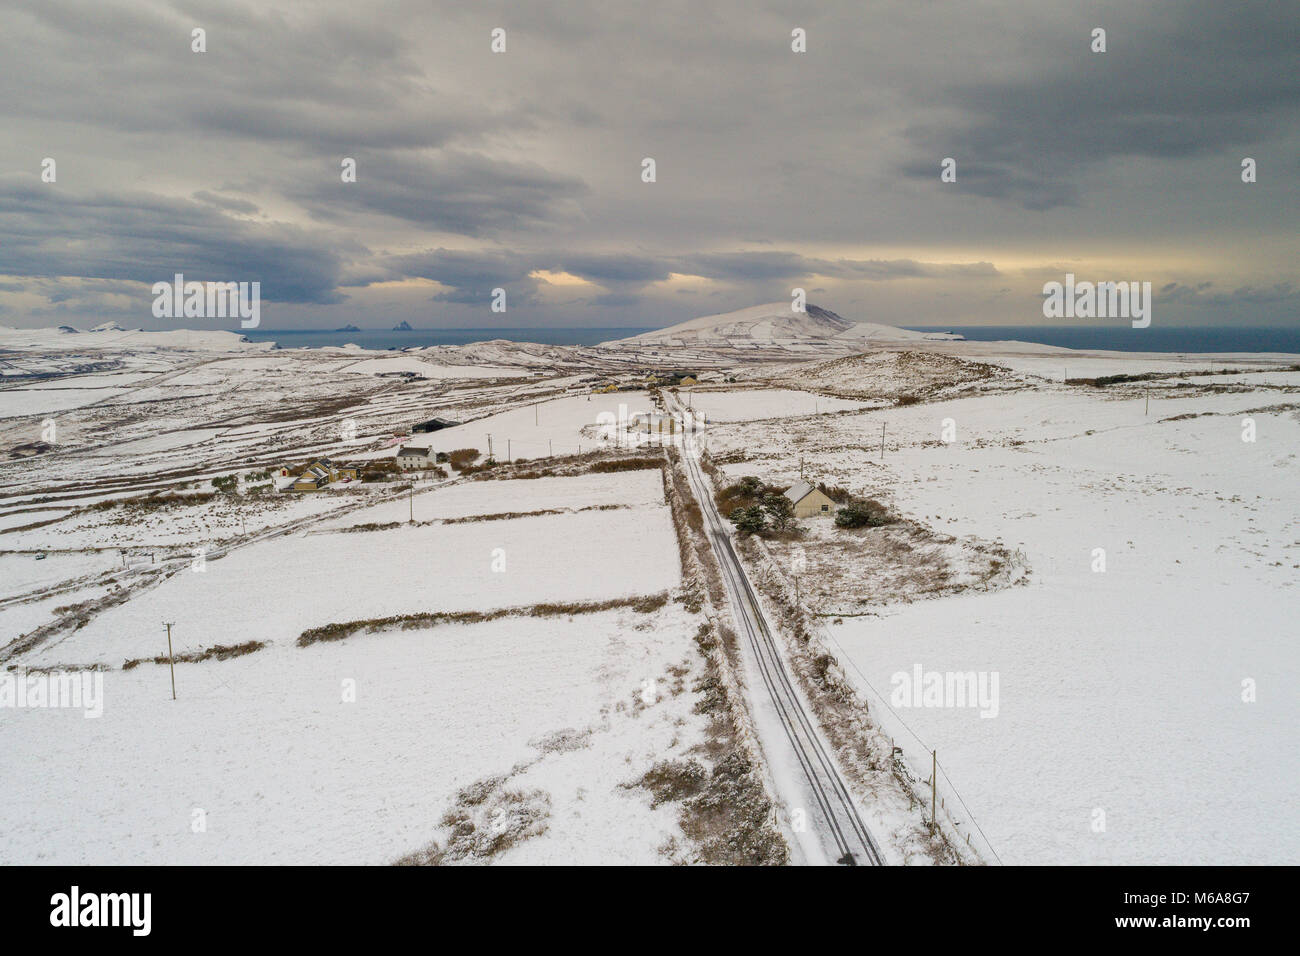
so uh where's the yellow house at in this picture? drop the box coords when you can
[292,464,330,491]
[785,481,837,518]
[287,458,360,491]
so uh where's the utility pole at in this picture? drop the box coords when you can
[409,484,413,524]
[931,749,937,830]
[487,434,493,459]
[880,422,886,461]
[163,622,177,701]
[1145,389,1149,416]
[507,439,511,463]
[549,439,553,457]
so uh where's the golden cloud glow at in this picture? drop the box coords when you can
[530,269,593,287]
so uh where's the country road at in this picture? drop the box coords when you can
[667,395,884,866]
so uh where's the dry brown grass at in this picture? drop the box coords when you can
[393,775,552,866]
[122,640,266,670]
[296,593,672,647]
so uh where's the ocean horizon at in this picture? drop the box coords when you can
[903,325,1300,354]
[239,324,1300,355]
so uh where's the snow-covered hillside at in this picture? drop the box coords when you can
[607,302,963,349]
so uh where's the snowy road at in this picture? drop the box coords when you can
[669,397,883,865]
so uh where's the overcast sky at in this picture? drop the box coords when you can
[1,0,1296,330]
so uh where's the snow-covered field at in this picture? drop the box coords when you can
[1,604,705,865]
[25,497,680,668]
[1,466,705,865]
[3,317,1296,867]
[703,376,1300,865]
[381,390,656,460]
[12,488,366,551]
[683,388,872,421]
[318,470,665,528]
[338,356,518,378]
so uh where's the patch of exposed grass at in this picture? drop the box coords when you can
[122,640,266,670]
[393,775,551,865]
[589,456,662,473]
[296,593,673,647]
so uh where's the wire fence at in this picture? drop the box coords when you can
[755,541,1004,864]
[465,413,707,462]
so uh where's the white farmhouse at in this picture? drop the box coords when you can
[395,446,432,470]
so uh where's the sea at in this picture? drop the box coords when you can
[242,327,652,349]
[241,325,1300,354]
[904,326,1300,354]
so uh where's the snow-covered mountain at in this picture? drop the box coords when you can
[610,303,962,348]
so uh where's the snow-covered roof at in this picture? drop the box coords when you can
[785,481,816,503]
[396,446,431,457]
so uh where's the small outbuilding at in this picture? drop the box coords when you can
[411,417,460,434]
[785,481,837,518]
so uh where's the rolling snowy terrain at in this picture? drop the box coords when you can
[2,306,1296,866]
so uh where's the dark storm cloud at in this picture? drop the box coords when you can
[1160,281,1300,307]
[382,248,543,305]
[900,0,1300,209]
[0,176,350,303]
[3,0,505,152]
[680,253,999,283]
[287,151,588,237]
[552,255,675,285]
[0,0,1296,327]
[374,247,998,302]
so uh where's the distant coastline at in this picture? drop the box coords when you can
[240,324,1300,354]
[240,327,655,349]
[904,325,1300,354]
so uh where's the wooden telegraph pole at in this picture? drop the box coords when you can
[409,484,413,524]
[931,749,938,830]
[163,621,177,701]
[880,422,886,461]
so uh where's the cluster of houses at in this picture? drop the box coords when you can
[278,414,460,491]
[280,457,360,492]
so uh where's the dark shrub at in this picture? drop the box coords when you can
[834,499,893,528]
[447,448,481,471]
[729,505,767,536]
